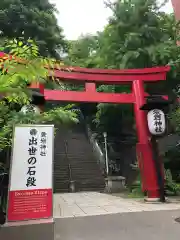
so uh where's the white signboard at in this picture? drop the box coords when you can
[147,109,166,136]
[7,125,54,222]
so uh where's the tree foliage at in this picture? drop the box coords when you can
[0,0,67,58]
[66,34,100,67]
[0,38,78,151]
[0,38,46,101]
[68,0,180,88]
[67,0,180,136]
[98,0,178,67]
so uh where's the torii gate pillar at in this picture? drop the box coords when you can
[133,80,160,198]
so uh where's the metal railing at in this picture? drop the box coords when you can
[64,140,75,192]
[76,111,107,175]
[85,125,106,175]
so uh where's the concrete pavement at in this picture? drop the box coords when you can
[54,192,180,239]
[1,192,180,239]
[55,210,180,240]
[54,192,180,218]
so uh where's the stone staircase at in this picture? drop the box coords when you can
[53,123,105,193]
[54,135,70,193]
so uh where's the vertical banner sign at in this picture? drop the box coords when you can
[7,125,54,222]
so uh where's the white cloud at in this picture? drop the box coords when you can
[50,0,173,40]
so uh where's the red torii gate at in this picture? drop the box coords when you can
[33,65,170,200]
[0,50,171,199]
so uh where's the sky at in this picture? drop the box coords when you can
[50,0,174,40]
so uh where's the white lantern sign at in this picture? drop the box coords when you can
[21,104,41,114]
[147,109,166,136]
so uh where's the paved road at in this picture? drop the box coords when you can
[54,192,180,218]
[55,210,180,240]
[1,193,180,239]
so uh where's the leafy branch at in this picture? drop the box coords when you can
[0,38,78,151]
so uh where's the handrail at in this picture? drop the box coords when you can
[76,111,106,174]
[85,124,106,174]
[64,140,72,183]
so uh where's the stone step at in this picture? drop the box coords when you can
[53,122,105,193]
[68,166,102,171]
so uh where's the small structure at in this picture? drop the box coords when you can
[105,176,126,193]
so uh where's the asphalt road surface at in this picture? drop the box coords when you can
[55,210,180,240]
[1,210,180,240]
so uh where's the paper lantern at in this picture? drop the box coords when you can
[147,109,166,135]
[21,104,41,114]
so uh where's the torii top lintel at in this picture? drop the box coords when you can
[53,66,170,83]
[45,65,170,103]
[0,51,170,83]
[0,51,170,103]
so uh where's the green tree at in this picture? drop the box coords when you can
[100,1,180,93]
[66,1,180,158]
[66,34,101,67]
[69,1,180,124]
[0,0,67,58]
[0,38,78,151]
[98,1,178,67]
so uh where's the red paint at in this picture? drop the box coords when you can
[53,69,167,83]
[136,143,156,196]
[7,189,52,222]
[133,81,157,198]
[29,83,44,94]
[133,81,163,198]
[85,82,96,92]
[0,51,170,75]
[39,84,45,95]
[136,143,160,198]
[136,143,145,192]
[45,89,168,103]
[56,65,170,74]
[44,90,135,103]
[133,80,149,144]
